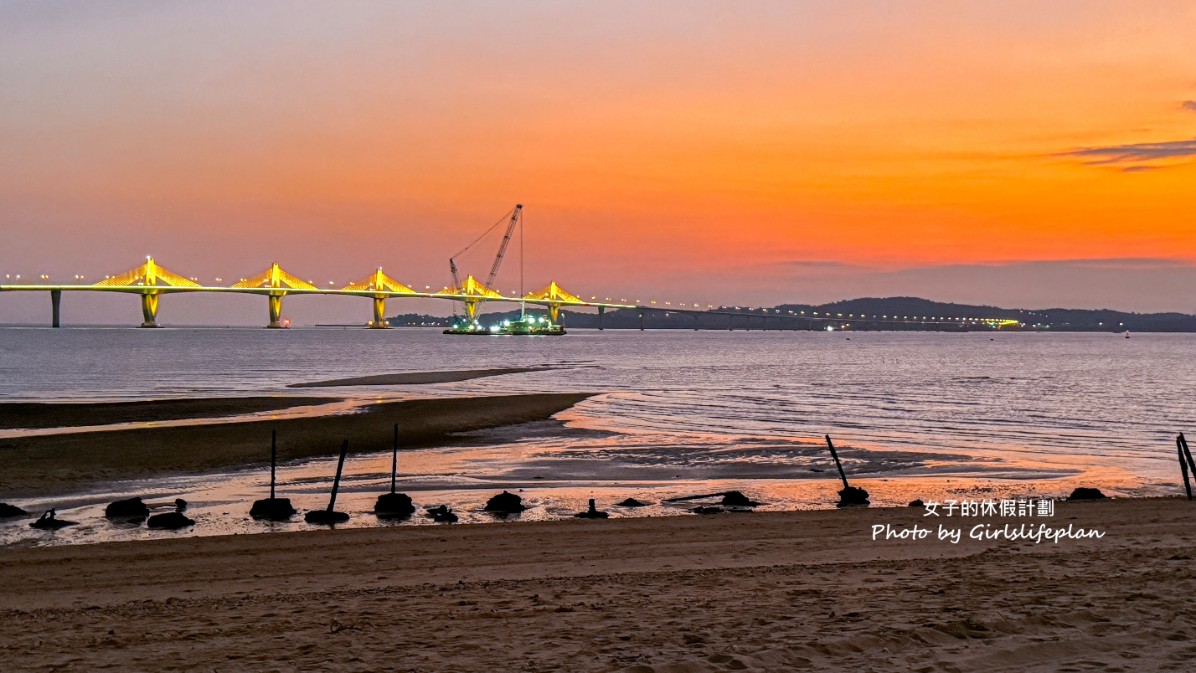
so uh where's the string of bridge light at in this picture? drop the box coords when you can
[3,271,1014,324]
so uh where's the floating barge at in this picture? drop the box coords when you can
[444,315,566,336]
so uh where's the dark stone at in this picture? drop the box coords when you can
[616,498,650,508]
[1067,487,1106,501]
[30,509,76,530]
[720,491,761,507]
[147,511,194,530]
[174,499,188,511]
[575,499,609,519]
[690,506,724,515]
[305,509,350,525]
[483,490,527,515]
[374,492,415,519]
[426,505,458,523]
[250,497,296,521]
[837,486,870,507]
[0,502,28,519]
[908,499,925,508]
[105,497,150,520]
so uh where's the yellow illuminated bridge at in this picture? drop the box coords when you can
[0,257,1021,331]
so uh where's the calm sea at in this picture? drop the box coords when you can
[0,327,1191,545]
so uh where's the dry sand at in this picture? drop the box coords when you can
[0,393,592,498]
[0,397,339,430]
[1,498,1193,672]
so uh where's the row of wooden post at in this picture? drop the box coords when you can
[276,429,1196,518]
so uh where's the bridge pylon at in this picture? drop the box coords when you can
[435,275,503,323]
[342,268,414,328]
[92,257,201,327]
[524,281,582,324]
[232,263,316,328]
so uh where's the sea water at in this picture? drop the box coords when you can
[0,327,1190,545]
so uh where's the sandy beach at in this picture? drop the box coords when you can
[0,392,592,498]
[0,497,1191,672]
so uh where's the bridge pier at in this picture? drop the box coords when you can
[369,296,390,328]
[267,294,285,328]
[50,289,61,328]
[464,298,480,323]
[693,313,699,331]
[140,292,160,328]
[597,305,604,330]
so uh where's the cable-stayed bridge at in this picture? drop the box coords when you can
[0,257,1019,330]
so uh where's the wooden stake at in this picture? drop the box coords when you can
[390,423,399,495]
[1178,436,1192,501]
[328,440,349,512]
[270,429,277,500]
[825,435,850,490]
[1180,433,1196,479]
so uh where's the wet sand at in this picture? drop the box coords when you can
[289,367,549,388]
[0,397,340,430]
[0,497,1192,672]
[0,393,592,498]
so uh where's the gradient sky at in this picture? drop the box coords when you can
[3,1,1196,324]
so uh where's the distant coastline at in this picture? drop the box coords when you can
[388,296,1196,332]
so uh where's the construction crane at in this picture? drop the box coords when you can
[447,204,523,320]
[485,204,522,291]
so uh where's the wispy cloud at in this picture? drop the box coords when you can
[1060,137,1196,171]
[778,257,1194,275]
[1183,100,1196,113]
[954,257,1196,272]
[1023,258,1193,271]
[782,260,857,269]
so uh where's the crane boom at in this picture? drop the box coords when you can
[449,259,462,295]
[485,204,522,291]
[446,204,521,323]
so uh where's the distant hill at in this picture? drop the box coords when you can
[783,297,1196,331]
[389,297,1196,331]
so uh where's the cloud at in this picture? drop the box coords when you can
[774,260,868,278]
[1060,137,1196,170]
[782,257,1193,273]
[781,260,857,269]
[935,257,1195,273]
[1019,257,1192,271]
[1183,100,1196,113]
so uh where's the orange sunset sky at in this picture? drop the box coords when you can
[3,1,1196,324]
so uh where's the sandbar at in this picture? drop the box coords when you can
[289,367,548,388]
[0,392,592,498]
[0,397,340,430]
